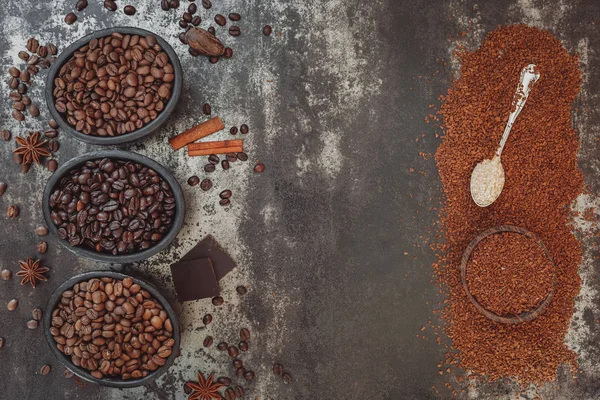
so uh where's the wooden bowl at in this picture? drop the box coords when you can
[460,225,556,324]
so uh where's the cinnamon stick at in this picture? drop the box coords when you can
[169,116,225,150]
[187,139,243,157]
[188,146,244,157]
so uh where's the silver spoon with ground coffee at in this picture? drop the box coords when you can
[470,64,540,207]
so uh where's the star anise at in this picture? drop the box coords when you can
[185,372,224,400]
[13,131,51,165]
[16,257,49,288]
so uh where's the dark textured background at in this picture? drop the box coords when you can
[0,0,599,399]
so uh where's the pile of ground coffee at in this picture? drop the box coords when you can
[466,231,555,316]
[435,25,583,384]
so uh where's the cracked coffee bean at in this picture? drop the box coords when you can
[188,176,200,186]
[236,285,247,295]
[283,372,293,384]
[224,47,233,58]
[63,369,74,378]
[244,370,255,381]
[203,336,213,347]
[203,314,213,325]
[229,26,241,37]
[1,130,11,141]
[208,27,216,35]
[236,367,246,377]
[263,25,273,36]
[233,359,243,369]
[209,56,219,64]
[200,178,213,191]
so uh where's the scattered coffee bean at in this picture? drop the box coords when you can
[161,0,170,10]
[229,26,241,37]
[218,377,232,385]
[203,336,213,347]
[124,5,136,15]
[12,110,25,121]
[1,130,11,141]
[63,369,74,378]
[237,152,248,162]
[0,182,6,195]
[208,154,219,164]
[236,367,246,377]
[37,46,48,58]
[224,47,233,58]
[47,159,58,172]
[200,178,213,191]
[76,0,88,11]
[22,96,32,106]
[235,386,245,398]
[240,328,250,341]
[254,163,265,173]
[263,25,273,36]
[188,176,200,186]
[9,67,20,77]
[13,102,26,112]
[219,190,232,199]
[48,119,59,129]
[239,341,249,352]
[9,77,19,90]
[209,56,219,64]
[212,296,224,306]
[28,105,40,117]
[203,314,213,325]
[65,13,77,25]
[48,43,58,56]
[229,13,241,21]
[226,153,237,163]
[27,320,39,329]
[204,164,216,173]
[35,226,49,236]
[240,124,249,134]
[215,14,227,26]
[219,199,230,207]
[217,342,228,351]
[221,160,230,170]
[244,370,255,381]
[7,299,18,311]
[32,308,43,321]
[104,0,117,11]
[37,241,48,254]
[203,103,211,115]
[169,0,180,8]
[188,3,197,14]
[283,372,293,384]
[0,338,3,349]
[7,205,19,218]
[1,269,12,281]
[202,0,212,9]
[208,26,216,35]
[183,12,193,23]
[225,388,236,400]
[40,365,51,376]
[18,83,28,94]
[47,140,59,153]
[192,16,202,26]
[20,70,30,83]
[233,359,243,368]
[236,285,247,295]
[18,51,29,61]
[179,20,188,29]
[228,345,239,358]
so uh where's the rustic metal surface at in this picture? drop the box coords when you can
[0,0,599,399]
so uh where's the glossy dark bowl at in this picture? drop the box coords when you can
[43,271,180,388]
[42,150,185,264]
[45,26,183,145]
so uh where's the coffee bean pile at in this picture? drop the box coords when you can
[49,158,176,255]
[50,277,175,380]
[53,33,174,137]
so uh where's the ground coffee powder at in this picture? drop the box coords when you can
[435,25,583,384]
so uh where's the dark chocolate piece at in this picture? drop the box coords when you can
[181,235,236,280]
[170,258,220,301]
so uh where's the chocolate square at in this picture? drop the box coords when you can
[170,257,220,302]
[181,235,236,280]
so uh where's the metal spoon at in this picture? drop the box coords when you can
[470,64,540,207]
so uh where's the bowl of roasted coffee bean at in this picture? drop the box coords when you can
[44,271,180,387]
[45,27,182,145]
[42,150,185,263]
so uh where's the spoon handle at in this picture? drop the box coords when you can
[496,64,540,157]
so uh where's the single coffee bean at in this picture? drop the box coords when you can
[239,341,249,352]
[32,308,43,321]
[200,178,213,191]
[22,96,31,106]
[192,16,202,26]
[37,46,48,58]
[63,369,74,378]
[215,14,227,26]
[217,342,228,351]
[219,190,232,199]
[237,152,248,162]
[7,205,19,218]
[236,285,247,295]
[35,226,49,236]
[183,12,193,22]
[161,0,170,10]
[12,110,25,121]
[1,269,12,281]
[37,241,48,254]
[202,0,212,9]
[27,320,39,329]
[0,130,11,141]
[0,182,7,195]
[240,328,250,341]
[221,160,230,170]
[208,154,219,164]
[9,67,20,77]
[48,119,58,129]
[229,26,241,37]
[218,377,232,385]
[225,388,236,400]
[229,13,241,21]
[254,163,265,173]
[208,27,216,35]
[203,336,213,347]
[240,124,249,134]
[203,103,211,115]
[226,153,237,163]
[169,0,180,8]
[233,359,243,368]
[236,367,246,377]
[13,102,26,112]
[188,176,200,186]
[124,5,136,15]
[47,159,58,172]
[283,372,293,384]
[188,3,197,14]
[212,296,224,306]
[17,83,27,94]
[40,365,51,376]
[204,164,216,173]
[104,0,117,11]
[235,386,245,398]
[227,346,239,358]
[47,141,59,153]
[18,51,29,61]
[65,13,77,24]
[9,77,19,90]
[209,56,219,64]
[76,0,88,11]
[28,105,40,117]
[7,299,18,311]
[219,198,230,207]
[19,70,30,82]
[179,20,188,29]
[44,129,58,138]
[244,370,255,381]
[48,43,58,55]
[221,47,232,59]
[203,314,212,325]
[263,25,273,36]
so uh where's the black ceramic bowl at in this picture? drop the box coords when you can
[45,27,182,145]
[43,271,180,388]
[42,150,185,263]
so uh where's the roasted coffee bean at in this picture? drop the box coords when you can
[0,182,6,196]
[48,159,58,172]
[204,164,216,173]
[18,51,29,61]
[12,110,24,122]
[7,299,18,311]
[235,386,244,398]
[44,130,58,139]
[47,141,59,153]
[236,285,247,295]
[226,153,237,163]
[237,152,248,162]
[239,341,249,352]
[244,370,255,381]
[32,308,43,321]
[215,14,227,26]
[7,205,19,218]
[179,32,188,44]
[230,126,238,135]
[13,102,26,112]
[20,70,30,82]
[229,13,241,21]
[283,372,293,384]
[203,314,212,325]
[1,269,12,281]
[35,226,49,236]
[161,0,170,11]
[9,77,18,90]
[76,0,88,11]
[263,25,273,36]
[9,67,20,77]
[217,342,228,351]
[179,20,188,29]
[203,336,213,348]
[240,124,249,134]
[202,0,212,9]
[124,5,136,15]
[208,27,216,35]
[233,359,243,368]
[28,105,40,117]
[221,160,230,170]
[104,0,117,11]
[219,190,232,199]
[224,47,233,58]
[236,367,246,378]
[188,3,197,14]
[229,26,241,37]
[63,369,74,378]
[200,178,213,191]
[212,296,224,306]
[0,129,10,141]
[183,12,193,23]
[40,365,51,375]
[169,0,180,8]
[189,47,200,57]
[37,46,48,58]
[27,320,39,329]
[209,56,219,64]
[22,96,31,106]
[208,154,219,164]
[38,241,48,254]
[65,13,77,24]
[254,163,265,173]
[48,119,59,129]
[219,198,230,207]
[228,346,239,358]
[17,83,27,94]
[192,16,202,26]
[225,388,236,400]
[187,176,200,186]
[203,103,211,115]
[240,328,250,341]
